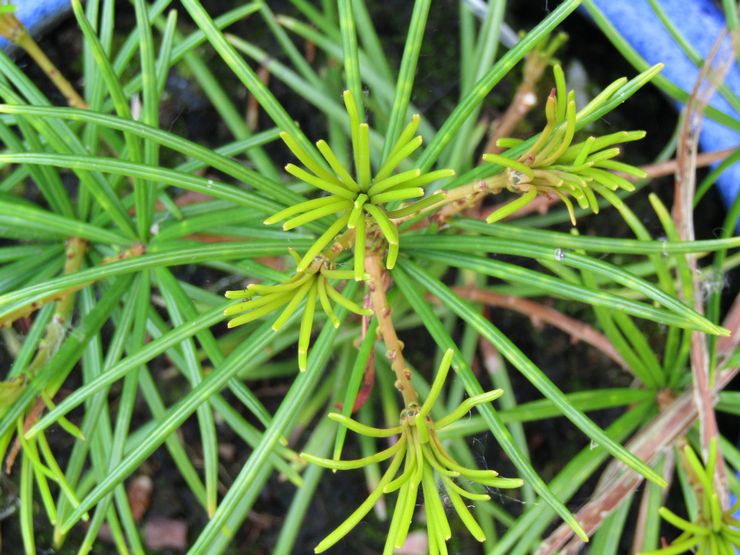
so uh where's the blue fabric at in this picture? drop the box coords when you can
[589,0,740,230]
[0,0,70,49]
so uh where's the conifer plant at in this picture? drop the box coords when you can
[0,1,738,553]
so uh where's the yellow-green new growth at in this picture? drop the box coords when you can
[641,439,740,555]
[484,64,647,226]
[224,250,371,371]
[265,91,453,280]
[301,349,523,554]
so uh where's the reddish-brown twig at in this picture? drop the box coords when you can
[673,31,734,501]
[535,306,740,554]
[451,287,628,371]
[639,146,737,180]
[717,293,740,355]
[536,366,738,554]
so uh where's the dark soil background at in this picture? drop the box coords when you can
[1,1,737,554]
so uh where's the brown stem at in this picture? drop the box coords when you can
[247,65,270,131]
[482,33,559,156]
[537,366,738,554]
[471,36,561,218]
[0,14,87,109]
[536,310,740,554]
[639,147,738,180]
[401,174,508,228]
[33,238,87,372]
[1,241,145,327]
[451,287,628,371]
[482,84,538,155]
[54,237,88,321]
[365,254,418,407]
[5,397,44,474]
[674,31,733,501]
[717,293,740,356]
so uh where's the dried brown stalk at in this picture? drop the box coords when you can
[0,241,150,328]
[481,32,566,157]
[673,32,734,498]
[535,306,740,554]
[5,397,44,474]
[247,66,270,131]
[717,293,740,355]
[451,287,628,371]
[631,450,675,553]
[4,237,88,473]
[536,366,738,554]
[639,146,737,180]
[482,76,542,156]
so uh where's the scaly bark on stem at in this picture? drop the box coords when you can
[365,253,419,407]
[397,173,508,228]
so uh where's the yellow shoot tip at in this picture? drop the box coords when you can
[716,326,731,337]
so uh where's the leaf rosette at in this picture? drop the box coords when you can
[225,250,371,371]
[484,65,648,225]
[265,91,453,279]
[301,349,523,554]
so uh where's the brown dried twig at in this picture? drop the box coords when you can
[639,146,737,180]
[536,366,738,554]
[535,306,740,554]
[673,31,734,498]
[631,450,675,552]
[451,287,628,371]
